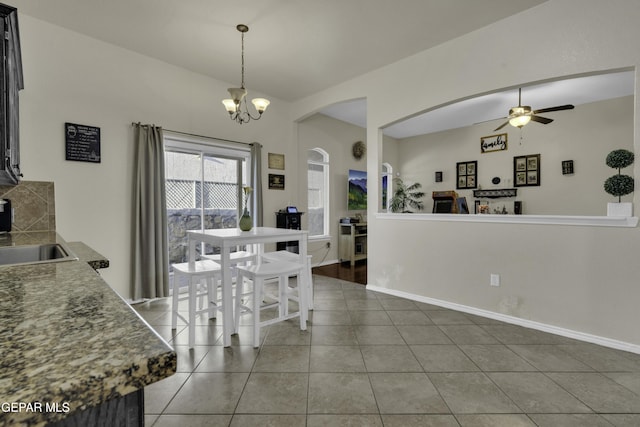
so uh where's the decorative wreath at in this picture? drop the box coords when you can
[352,141,366,160]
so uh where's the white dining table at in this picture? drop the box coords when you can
[187,227,308,347]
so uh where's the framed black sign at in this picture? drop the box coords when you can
[268,174,285,190]
[65,122,101,163]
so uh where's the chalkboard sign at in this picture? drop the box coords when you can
[65,122,101,163]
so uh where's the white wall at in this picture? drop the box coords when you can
[292,0,640,348]
[17,15,296,298]
[393,96,634,215]
[296,113,367,264]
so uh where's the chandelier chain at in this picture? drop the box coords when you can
[240,31,245,89]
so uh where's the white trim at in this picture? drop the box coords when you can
[366,284,640,355]
[309,234,331,241]
[376,212,638,228]
[311,258,339,268]
[164,131,251,159]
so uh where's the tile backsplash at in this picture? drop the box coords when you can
[0,181,55,232]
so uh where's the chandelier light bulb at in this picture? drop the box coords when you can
[222,99,237,113]
[251,98,270,114]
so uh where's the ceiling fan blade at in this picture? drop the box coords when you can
[494,121,510,131]
[530,115,553,125]
[474,116,506,126]
[533,104,575,114]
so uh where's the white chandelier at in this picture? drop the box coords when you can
[222,24,270,124]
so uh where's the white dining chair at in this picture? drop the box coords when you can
[171,259,222,348]
[261,250,314,310]
[235,260,307,348]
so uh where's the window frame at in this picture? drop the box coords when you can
[307,147,330,239]
[382,162,393,212]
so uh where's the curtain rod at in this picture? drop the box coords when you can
[131,122,258,147]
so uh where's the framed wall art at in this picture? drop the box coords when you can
[514,154,541,187]
[268,173,285,190]
[268,153,285,170]
[456,160,477,189]
[562,160,574,175]
[480,133,508,154]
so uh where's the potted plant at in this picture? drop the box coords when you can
[389,178,425,213]
[604,149,634,216]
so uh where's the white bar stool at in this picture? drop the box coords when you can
[202,250,256,266]
[235,260,308,348]
[171,259,222,348]
[261,250,314,310]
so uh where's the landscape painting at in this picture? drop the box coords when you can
[348,169,367,210]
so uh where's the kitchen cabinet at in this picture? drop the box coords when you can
[0,3,24,185]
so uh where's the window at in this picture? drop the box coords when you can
[382,162,393,211]
[307,148,329,238]
[164,133,250,265]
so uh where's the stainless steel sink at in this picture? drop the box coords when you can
[0,243,78,266]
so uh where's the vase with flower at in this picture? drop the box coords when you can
[239,186,253,231]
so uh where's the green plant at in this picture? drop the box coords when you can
[389,178,425,213]
[604,149,634,202]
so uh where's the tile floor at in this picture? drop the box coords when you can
[133,275,640,427]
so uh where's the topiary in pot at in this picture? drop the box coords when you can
[604,149,634,202]
[389,178,425,213]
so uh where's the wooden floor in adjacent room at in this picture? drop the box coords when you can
[312,260,367,285]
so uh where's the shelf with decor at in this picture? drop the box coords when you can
[339,222,367,266]
[473,188,517,198]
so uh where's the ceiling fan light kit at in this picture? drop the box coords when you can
[222,24,270,124]
[494,88,574,132]
[508,106,532,128]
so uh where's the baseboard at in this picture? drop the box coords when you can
[366,284,640,355]
[311,258,340,268]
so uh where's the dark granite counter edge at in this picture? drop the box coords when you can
[0,234,176,426]
[66,241,110,270]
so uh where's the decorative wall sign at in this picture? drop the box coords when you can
[268,153,285,170]
[435,171,443,182]
[456,160,477,189]
[352,140,366,160]
[480,133,508,153]
[562,160,574,175]
[268,174,285,190]
[514,154,541,187]
[65,122,101,163]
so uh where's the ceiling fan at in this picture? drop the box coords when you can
[493,88,575,131]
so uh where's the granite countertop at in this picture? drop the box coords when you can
[66,241,110,270]
[0,233,176,426]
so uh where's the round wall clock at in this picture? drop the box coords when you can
[352,141,366,160]
[492,176,501,185]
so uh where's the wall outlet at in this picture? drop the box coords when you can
[490,274,500,287]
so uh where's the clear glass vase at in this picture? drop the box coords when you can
[239,208,252,231]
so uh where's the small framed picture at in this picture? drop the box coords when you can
[514,154,540,187]
[562,160,574,175]
[435,171,443,182]
[456,160,477,189]
[268,173,285,190]
[268,153,285,170]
